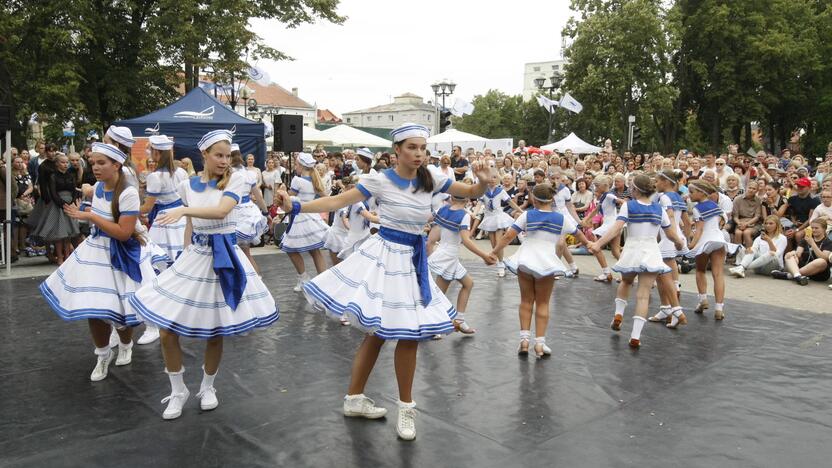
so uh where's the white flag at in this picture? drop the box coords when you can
[536,95,559,113]
[451,98,475,117]
[247,66,271,85]
[559,93,583,114]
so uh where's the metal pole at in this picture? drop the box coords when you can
[5,130,11,274]
[547,89,555,144]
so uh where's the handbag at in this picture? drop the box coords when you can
[16,196,34,215]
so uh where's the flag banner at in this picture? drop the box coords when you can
[559,93,583,114]
[536,95,559,113]
[451,98,475,117]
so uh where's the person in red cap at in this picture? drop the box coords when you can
[783,176,820,247]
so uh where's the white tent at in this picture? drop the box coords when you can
[319,125,391,147]
[541,132,603,154]
[426,128,513,155]
[266,126,333,148]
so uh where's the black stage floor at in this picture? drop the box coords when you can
[1,254,830,467]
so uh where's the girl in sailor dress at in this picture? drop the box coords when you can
[588,174,685,348]
[230,144,268,273]
[128,130,278,420]
[323,178,352,266]
[478,170,521,277]
[135,135,189,345]
[427,190,495,335]
[338,199,380,260]
[276,123,490,441]
[685,180,739,320]
[553,174,582,276]
[281,152,329,292]
[491,184,588,358]
[580,175,622,282]
[648,170,691,328]
[39,143,158,382]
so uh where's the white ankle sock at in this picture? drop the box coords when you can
[614,298,627,316]
[166,367,186,394]
[631,316,646,340]
[398,400,416,409]
[519,330,531,341]
[671,306,684,317]
[94,346,111,357]
[715,303,724,311]
[455,312,466,322]
[118,341,133,352]
[534,336,546,345]
[698,293,708,302]
[569,263,577,271]
[201,366,217,391]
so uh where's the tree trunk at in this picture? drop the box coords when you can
[777,117,787,153]
[731,124,741,148]
[184,62,194,92]
[768,117,775,154]
[744,121,752,150]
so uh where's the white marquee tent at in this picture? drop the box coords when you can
[319,125,391,147]
[426,129,513,155]
[541,132,603,154]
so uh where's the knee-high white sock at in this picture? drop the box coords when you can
[165,367,187,394]
[614,298,627,316]
[631,316,647,340]
[200,366,217,391]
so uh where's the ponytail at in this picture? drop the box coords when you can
[308,166,326,196]
[155,149,176,176]
[414,164,434,194]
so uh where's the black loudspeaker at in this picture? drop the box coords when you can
[0,105,11,132]
[274,115,303,152]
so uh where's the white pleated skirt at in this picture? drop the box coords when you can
[592,218,617,238]
[234,202,268,246]
[323,226,348,253]
[338,232,370,260]
[504,237,568,278]
[613,236,671,275]
[129,242,279,339]
[303,234,457,341]
[478,211,514,232]
[281,213,328,252]
[40,236,158,326]
[685,229,740,258]
[148,218,186,264]
[428,244,467,281]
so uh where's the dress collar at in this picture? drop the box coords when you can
[95,183,114,201]
[485,186,503,198]
[383,168,418,190]
[190,176,219,192]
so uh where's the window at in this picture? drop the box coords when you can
[533,66,540,72]
[390,115,394,121]
[346,117,351,123]
[377,115,382,121]
[426,114,431,121]
[552,64,559,70]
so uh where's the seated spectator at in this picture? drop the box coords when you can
[572,178,594,218]
[732,183,762,247]
[809,189,832,236]
[762,181,787,218]
[723,174,743,200]
[730,215,787,277]
[783,177,820,245]
[772,218,832,285]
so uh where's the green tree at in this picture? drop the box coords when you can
[453,90,550,146]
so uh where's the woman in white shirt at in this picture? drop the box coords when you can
[729,215,787,277]
[261,158,280,205]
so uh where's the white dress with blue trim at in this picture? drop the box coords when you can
[232,167,268,246]
[478,186,515,232]
[653,191,690,258]
[145,168,189,262]
[504,209,576,278]
[40,183,158,327]
[554,184,579,226]
[281,176,328,252]
[322,207,349,254]
[592,192,619,237]
[686,200,740,258]
[338,201,372,260]
[128,172,278,339]
[428,205,471,281]
[302,169,458,341]
[613,200,672,274]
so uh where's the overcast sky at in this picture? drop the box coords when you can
[250,0,574,115]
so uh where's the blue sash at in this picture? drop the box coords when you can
[191,232,247,310]
[241,195,251,204]
[378,227,431,306]
[91,227,143,283]
[147,199,184,226]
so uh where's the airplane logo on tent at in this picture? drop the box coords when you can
[174,106,215,120]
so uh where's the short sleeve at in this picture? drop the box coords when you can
[356,172,383,199]
[289,176,304,194]
[460,213,472,231]
[223,171,247,203]
[616,202,629,222]
[562,213,578,235]
[659,194,672,210]
[177,179,190,206]
[511,212,528,232]
[145,172,162,196]
[118,187,141,215]
[561,187,572,202]
[691,207,702,222]
[431,171,452,194]
[661,209,671,228]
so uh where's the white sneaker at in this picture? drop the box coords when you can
[729,266,745,278]
[137,325,160,345]
[396,401,417,441]
[197,386,218,411]
[162,388,191,420]
[293,273,309,292]
[90,350,114,382]
[497,267,506,277]
[343,394,388,419]
[108,327,120,348]
[828,284,832,290]
[340,316,351,326]
[115,345,132,366]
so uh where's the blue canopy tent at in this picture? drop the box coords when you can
[114,87,266,170]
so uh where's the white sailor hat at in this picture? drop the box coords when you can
[91,142,127,164]
[390,123,430,143]
[356,147,375,162]
[148,135,174,151]
[297,152,316,168]
[230,143,240,153]
[105,126,135,148]
[198,130,233,151]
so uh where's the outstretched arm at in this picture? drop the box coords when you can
[277,187,366,214]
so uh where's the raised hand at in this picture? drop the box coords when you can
[274,190,293,213]
[471,161,491,182]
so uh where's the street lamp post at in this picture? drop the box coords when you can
[431,79,455,134]
[535,72,563,144]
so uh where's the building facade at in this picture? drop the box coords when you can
[522,60,568,101]
[342,93,436,132]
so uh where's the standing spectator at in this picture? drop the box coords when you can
[178,157,196,176]
[450,145,468,181]
[783,177,820,246]
[245,154,263,186]
[0,158,19,262]
[30,153,80,264]
[261,158,280,206]
[27,140,46,183]
[732,183,763,247]
[12,156,34,255]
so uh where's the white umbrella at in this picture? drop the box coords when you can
[541,132,603,154]
[319,125,391,147]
